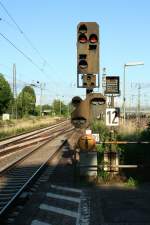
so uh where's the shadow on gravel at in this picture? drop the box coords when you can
[118,127,150,184]
[1,137,150,225]
[90,184,150,224]
[0,144,75,223]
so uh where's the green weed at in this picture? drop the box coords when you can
[125,177,138,187]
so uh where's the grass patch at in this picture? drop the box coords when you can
[91,119,150,183]
[0,116,63,140]
[125,177,138,188]
[97,170,110,183]
[91,120,119,182]
[118,120,150,182]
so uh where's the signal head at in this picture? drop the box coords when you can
[79,60,88,69]
[71,117,87,128]
[77,22,99,75]
[78,34,87,43]
[71,96,82,107]
[89,34,98,43]
[78,24,87,33]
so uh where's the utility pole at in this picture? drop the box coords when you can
[59,99,61,117]
[137,83,141,128]
[31,81,46,117]
[13,64,17,119]
[123,61,144,124]
[102,67,106,95]
[39,82,45,117]
[40,84,43,117]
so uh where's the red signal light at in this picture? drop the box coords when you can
[89,34,98,43]
[78,34,87,43]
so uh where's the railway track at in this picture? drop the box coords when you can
[0,120,70,158]
[0,118,66,142]
[0,121,74,218]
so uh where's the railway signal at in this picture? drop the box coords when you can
[77,22,99,88]
[71,93,106,128]
[71,97,90,128]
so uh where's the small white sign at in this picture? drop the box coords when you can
[2,113,10,121]
[92,133,100,143]
[106,108,119,126]
[86,129,92,135]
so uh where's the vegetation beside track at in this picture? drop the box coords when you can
[91,120,112,182]
[118,121,150,182]
[0,116,64,140]
[91,119,150,184]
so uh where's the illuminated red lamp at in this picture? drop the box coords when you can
[89,34,98,43]
[78,34,87,43]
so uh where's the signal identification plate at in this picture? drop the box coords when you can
[106,108,119,126]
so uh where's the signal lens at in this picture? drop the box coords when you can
[78,24,87,33]
[79,60,88,69]
[78,34,87,43]
[89,34,98,43]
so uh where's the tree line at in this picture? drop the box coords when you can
[0,73,70,118]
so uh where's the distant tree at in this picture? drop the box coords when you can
[68,101,73,114]
[0,73,13,115]
[17,86,36,117]
[34,105,52,117]
[42,104,51,110]
[51,99,68,116]
[34,105,40,116]
[51,100,60,116]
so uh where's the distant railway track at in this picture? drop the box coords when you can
[0,118,66,142]
[0,120,70,158]
[0,123,74,217]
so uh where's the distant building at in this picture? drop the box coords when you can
[42,109,51,116]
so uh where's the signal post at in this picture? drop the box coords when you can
[104,76,120,173]
[71,22,106,177]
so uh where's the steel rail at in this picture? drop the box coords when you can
[0,127,74,217]
[0,124,71,158]
[98,141,150,144]
[0,119,68,149]
[0,118,67,142]
[0,127,73,173]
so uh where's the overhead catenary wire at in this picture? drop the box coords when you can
[0,63,60,96]
[0,26,64,86]
[0,17,16,29]
[0,32,45,72]
[0,1,72,89]
[0,67,74,105]
[0,1,58,73]
[0,1,46,64]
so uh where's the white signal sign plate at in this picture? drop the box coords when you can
[86,129,92,135]
[106,108,119,126]
[92,133,100,143]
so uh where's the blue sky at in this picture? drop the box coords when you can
[0,0,149,106]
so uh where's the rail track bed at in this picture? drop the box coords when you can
[0,125,72,174]
[0,121,74,220]
[1,136,86,225]
[0,120,69,158]
[1,125,150,225]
